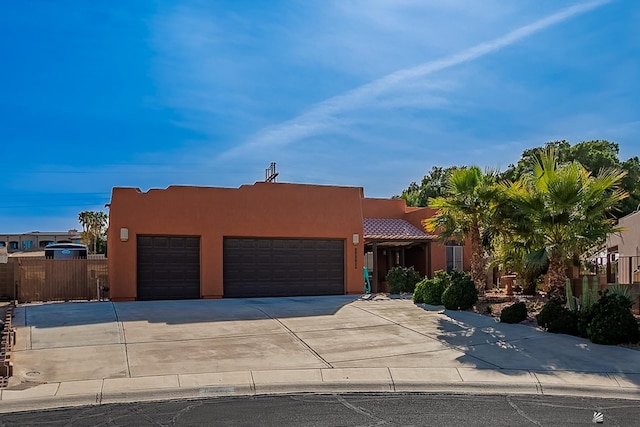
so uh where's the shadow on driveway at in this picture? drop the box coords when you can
[432,307,640,388]
[17,295,359,329]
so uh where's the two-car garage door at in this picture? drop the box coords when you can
[223,238,345,298]
[137,236,345,300]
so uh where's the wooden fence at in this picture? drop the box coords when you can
[0,262,13,300]
[0,258,108,303]
[570,274,640,315]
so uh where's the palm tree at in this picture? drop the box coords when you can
[424,166,499,292]
[504,148,627,301]
[78,211,108,254]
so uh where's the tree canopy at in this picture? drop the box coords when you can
[78,211,108,254]
[500,140,639,218]
[423,167,498,291]
[499,148,627,300]
[398,140,638,218]
[396,166,460,207]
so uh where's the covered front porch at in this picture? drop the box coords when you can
[363,218,434,293]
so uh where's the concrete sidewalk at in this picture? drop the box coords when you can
[3,296,640,412]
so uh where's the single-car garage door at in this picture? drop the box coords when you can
[223,238,344,297]
[137,236,200,300]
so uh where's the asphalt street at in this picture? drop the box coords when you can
[2,393,640,426]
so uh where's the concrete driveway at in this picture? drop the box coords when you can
[7,295,640,401]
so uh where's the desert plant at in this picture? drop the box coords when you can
[586,292,640,345]
[500,148,627,302]
[413,270,449,305]
[441,271,478,310]
[607,283,634,305]
[536,299,579,335]
[386,266,421,294]
[500,301,528,323]
[579,275,599,312]
[565,279,578,312]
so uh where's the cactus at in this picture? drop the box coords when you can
[579,276,598,311]
[566,278,578,312]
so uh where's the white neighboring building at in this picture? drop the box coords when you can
[0,230,82,253]
[606,210,640,284]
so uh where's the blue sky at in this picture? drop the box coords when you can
[1,0,638,233]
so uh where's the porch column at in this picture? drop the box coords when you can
[372,242,378,293]
[425,242,431,279]
[400,247,406,267]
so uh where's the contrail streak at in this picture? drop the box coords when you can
[224,0,612,157]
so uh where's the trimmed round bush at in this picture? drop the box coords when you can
[386,266,421,294]
[413,270,449,305]
[586,293,640,345]
[441,271,478,310]
[412,279,428,304]
[536,300,578,335]
[500,301,527,324]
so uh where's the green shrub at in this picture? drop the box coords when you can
[413,270,449,305]
[441,271,477,310]
[386,266,421,294]
[500,302,528,324]
[413,279,427,303]
[576,307,595,338]
[566,276,599,338]
[586,293,640,345]
[536,300,579,335]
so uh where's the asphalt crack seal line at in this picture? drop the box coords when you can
[506,394,543,426]
[250,306,333,368]
[335,394,388,425]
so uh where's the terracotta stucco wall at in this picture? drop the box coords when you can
[108,182,366,301]
[360,198,472,278]
[360,198,407,219]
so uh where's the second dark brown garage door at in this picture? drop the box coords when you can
[223,238,344,298]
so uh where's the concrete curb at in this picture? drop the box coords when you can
[3,367,640,413]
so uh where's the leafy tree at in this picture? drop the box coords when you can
[619,156,640,216]
[78,211,108,254]
[502,148,627,301]
[424,167,498,291]
[396,166,460,207]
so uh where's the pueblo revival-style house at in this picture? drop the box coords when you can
[107,182,470,301]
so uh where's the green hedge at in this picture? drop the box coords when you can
[441,271,478,310]
[413,270,449,305]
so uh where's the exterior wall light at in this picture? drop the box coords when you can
[120,228,129,242]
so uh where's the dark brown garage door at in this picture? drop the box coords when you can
[223,238,344,298]
[137,236,200,300]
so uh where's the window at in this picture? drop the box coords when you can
[9,241,19,250]
[23,240,33,250]
[446,245,463,272]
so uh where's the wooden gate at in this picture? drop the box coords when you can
[13,258,108,303]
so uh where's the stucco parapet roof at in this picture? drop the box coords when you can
[363,218,433,240]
